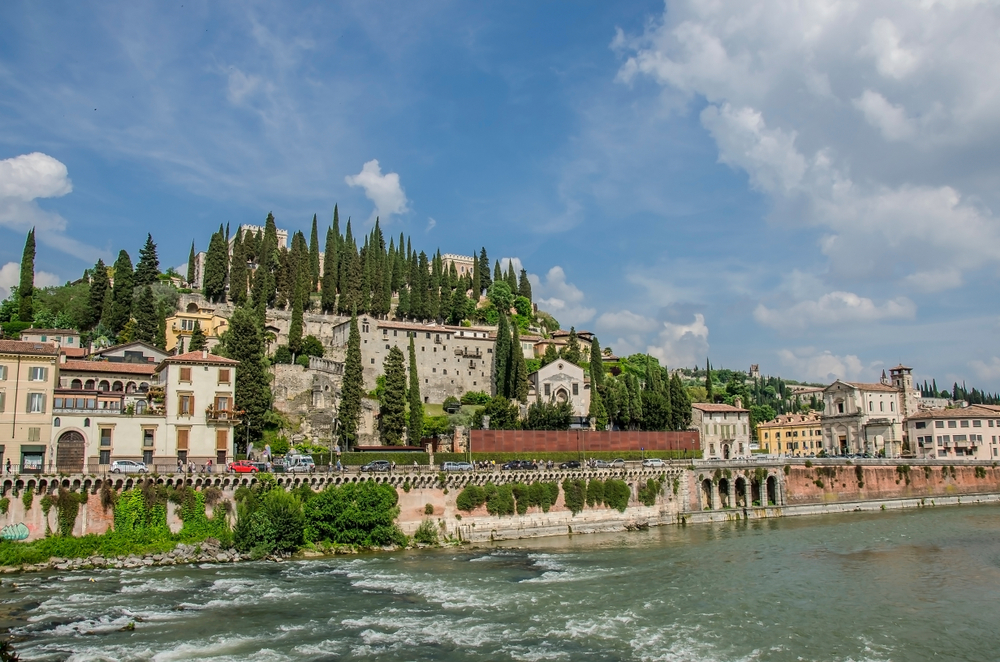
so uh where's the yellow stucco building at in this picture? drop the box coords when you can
[164,303,229,353]
[757,412,823,456]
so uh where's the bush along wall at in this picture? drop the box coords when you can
[455,481,560,516]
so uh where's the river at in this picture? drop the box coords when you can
[3,504,1000,661]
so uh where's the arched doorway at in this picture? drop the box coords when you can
[719,478,730,508]
[735,477,747,507]
[701,478,713,510]
[766,476,777,506]
[723,443,731,460]
[751,479,762,506]
[56,430,86,472]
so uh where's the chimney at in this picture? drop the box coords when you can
[202,350,208,359]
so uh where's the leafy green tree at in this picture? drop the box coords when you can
[226,306,271,446]
[379,346,407,445]
[301,335,324,357]
[541,343,559,367]
[408,334,423,442]
[107,250,134,335]
[518,268,532,301]
[187,321,207,352]
[449,286,471,324]
[481,395,520,430]
[134,234,160,286]
[85,259,109,329]
[525,399,572,430]
[302,482,405,547]
[17,228,34,322]
[487,281,514,314]
[338,312,364,450]
[133,285,158,343]
[561,327,582,365]
[186,241,196,286]
[749,404,776,440]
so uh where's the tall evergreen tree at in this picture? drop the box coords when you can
[562,327,582,364]
[589,335,604,392]
[541,343,559,367]
[107,250,134,334]
[408,334,423,442]
[705,359,714,402]
[187,321,207,351]
[309,213,321,292]
[186,242,196,286]
[134,234,160,286]
[86,259,109,329]
[379,346,407,445]
[338,311,364,450]
[154,313,167,351]
[505,260,517,292]
[478,247,491,295]
[203,227,228,303]
[17,228,34,323]
[493,313,512,397]
[518,268,532,301]
[227,306,271,446]
[472,249,482,298]
[450,286,470,325]
[321,211,338,313]
[589,388,609,430]
[493,260,502,286]
[510,321,529,403]
[288,292,303,355]
[626,373,643,430]
[229,229,248,305]
[670,373,692,430]
[133,285,158,343]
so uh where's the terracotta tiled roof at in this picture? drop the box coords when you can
[829,380,899,393]
[61,360,156,375]
[160,351,239,367]
[0,340,59,356]
[692,403,749,413]
[906,405,999,421]
[757,413,822,428]
[376,321,455,334]
[93,340,166,357]
[20,328,78,335]
[60,348,88,358]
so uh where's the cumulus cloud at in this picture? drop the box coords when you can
[617,1,1000,289]
[498,257,523,275]
[0,261,60,300]
[754,291,916,332]
[0,152,102,263]
[345,159,409,224]
[596,309,659,335]
[777,347,874,384]
[970,357,1000,382]
[425,217,436,232]
[646,314,709,369]
[529,266,595,327]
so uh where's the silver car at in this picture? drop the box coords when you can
[110,459,148,474]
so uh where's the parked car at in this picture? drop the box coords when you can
[442,461,474,471]
[559,460,581,469]
[641,458,665,468]
[592,459,610,468]
[285,455,316,473]
[249,461,269,472]
[228,460,259,474]
[502,460,537,470]
[110,459,147,474]
[609,458,626,468]
[361,460,392,472]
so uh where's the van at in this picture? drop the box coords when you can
[284,454,317,473]
[442,461,474,472]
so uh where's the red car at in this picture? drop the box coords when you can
[228,460,258,473]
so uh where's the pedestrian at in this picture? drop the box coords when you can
[177,458,183,473]
[207,459,213,473]
[336,459,342,472]
[4,459,9,475]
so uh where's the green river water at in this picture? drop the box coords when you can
[3,504,1000,661]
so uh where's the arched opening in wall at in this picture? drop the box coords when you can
[735,477,747,507]
[70,379,83,389]
[56,430,86,473]
[112,381,124,392]
[701,478,713,510]
[751,479,762,507]
[98,380,110,392]
[555,388,569,403]
[766,476,777,506]
[186,303,199,313]
[84,380,95,390]
[126,382,136,394]
[723,444,731,460]
[718,478,730,508]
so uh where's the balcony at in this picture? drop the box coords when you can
[455,348,482,359]
[206,408,243,425]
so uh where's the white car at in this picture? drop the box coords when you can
[110,459,148,474]
[641,458,665,468]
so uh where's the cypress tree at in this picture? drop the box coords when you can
[321,224,337,313]
[227,306,271,446]
[478,248,491,295]
[288,292,303,355]
[203,228,228,303]
[309,213,320,292]
[450,286,469,325]
[17,228,34,323]
[186,242,196,286]
[493,313,512,397]
[262,213,279,308]
[472,249,481,298]
[86,259,109,329]
[493,260,502,286]
[408,334,423,442]
[589,335,604,391]
[589,388,609,430]
[187,321,207,351]
[541,343,559,367]
[229,229,248,305]
[505,260,517,292]
[108,250,134,334]
[627,373,643,430]
[294,230,312,312]
[518,268,532,302]
[379,346,407,445]
[135,233,160,286]
[562,327,582,364]
[510,321,529,403]
[154,313,167,350]
[338,311,364,450]
[670,373,691,430]
[705,359,714,402]
[133,285,158,343]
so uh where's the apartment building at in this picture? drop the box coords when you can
[692,401,751,460]
[0,340,59,473]
[906,405,1000,460]
[757,412,823,456]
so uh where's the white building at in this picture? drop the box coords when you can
[819,366,918,457]
[528,360,590,419]
[691,402,751,460]
[907,405,1000,460]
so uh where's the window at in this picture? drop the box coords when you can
[28,366,48,382]
[544,383,551,396]
[180,367,192,383]
[99,450,110,465]
[0,391,4,413]
[176,428,189,450]
[179,394,193,416]
[915,421,926,429]
[386,344,390,350]
[572,383,579,396]
[426,333,431,339]
[935,421,944,428]
[960,420,970,428]
[880,401,884,412]
[143,450,153,465]
[216,396,230,411]
[84,418,90,427]
[53,417,60,427]
[869,401,873,411]
[370,358,375,364]
[837,402,844,413]
[890,402,894,412]
[948,421,957,428]
[27,393,45,413]
[218,369,230,384]
[0,365,6,380]
[28,427,40,442]
[143,429,155,448]
[953,434,967,442]
[216,429,228,451]
[100,428,112,447]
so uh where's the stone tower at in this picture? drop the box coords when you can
[890,364,918,417]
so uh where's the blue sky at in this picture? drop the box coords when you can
[2,1,1000,390]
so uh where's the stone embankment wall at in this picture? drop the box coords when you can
[783,463,1000,503]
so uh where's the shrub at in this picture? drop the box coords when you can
[402,481,411,493]
[424,503,434,515]
[637,478,663,507]
[413,519,438,545]
[442,396,461,413]
[603,479,631,512]
[855,464,865,488]
[460,391,491,405]
[0,498,8,515]
[303,481,405,548]
[562,478,586,515]
[54,489,87,537]
[484,483,516,516]
[783,464,791,475]
[272,345,293,364]
[975,466,987,479]
[512,483,530,515]
[21,487,33,511]
[586,479,605,508]
[895,465,911,485]
[233,488,305,556]
[295,354,311,368]
[203,486,223,507]
[804,460,813,468]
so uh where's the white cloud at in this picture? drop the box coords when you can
[754,291,916,332]
[499,257,523,275]
[0,261,60,300]
[226,67,262,105]
[646,314,709,369]
[345,159,409,224]
[596,309,659,335]
[425,217,436,232]
[0,152,103,263]
[970,357,1000,381]
[777,347,873,384]
[529,266,595,327]
[617,1,1000,289]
